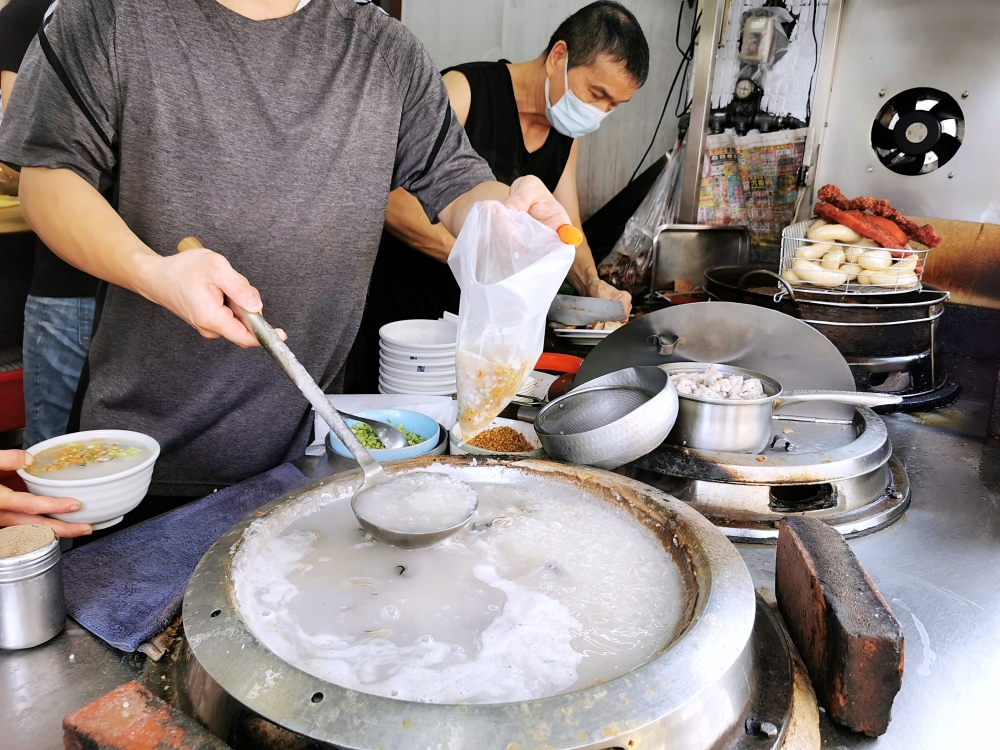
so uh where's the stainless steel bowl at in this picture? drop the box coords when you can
[532,366,679,469]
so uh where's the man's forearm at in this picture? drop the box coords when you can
[567,239,601,295]
[385,187,455,263]
[19,167,162,299]
[436,181,509,238]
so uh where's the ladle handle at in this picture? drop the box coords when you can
[176,237,384,481]
[774,390,903,409]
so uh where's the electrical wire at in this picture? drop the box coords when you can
[629,7,700,184]
[805,0,819,122]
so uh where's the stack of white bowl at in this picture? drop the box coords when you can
[378,319,457,395]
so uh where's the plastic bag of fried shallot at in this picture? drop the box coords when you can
[448,201,575,439]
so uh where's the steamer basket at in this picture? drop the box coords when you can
[780,219,930,295]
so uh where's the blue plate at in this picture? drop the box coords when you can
[325,409,441,461]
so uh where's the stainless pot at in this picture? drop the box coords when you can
[660,363,902,453]
[521,367,678,469]
[181,457,757,750]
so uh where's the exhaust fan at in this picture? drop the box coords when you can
[870,88,964,176]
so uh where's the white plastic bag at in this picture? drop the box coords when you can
[598,146,684,295]
[448,201,575,438]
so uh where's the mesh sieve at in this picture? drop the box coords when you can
[535,386,654,435]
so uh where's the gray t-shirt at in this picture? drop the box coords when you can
[0,0,494,495]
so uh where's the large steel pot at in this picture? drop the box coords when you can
[661,363,901,453]
[704,265,949,358]
[181,456,757,750]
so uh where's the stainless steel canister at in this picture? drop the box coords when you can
[0,528,66,650]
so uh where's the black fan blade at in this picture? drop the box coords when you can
[891,89,921,116]
[891,153,925,176]
[871,121,896,150]
[930,100,963,122]
[934,133,961,162]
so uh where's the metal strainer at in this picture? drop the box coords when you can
[528,367,679,470]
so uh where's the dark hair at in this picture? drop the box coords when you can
[545,1,650,86]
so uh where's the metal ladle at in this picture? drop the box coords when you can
[176,237,476,548]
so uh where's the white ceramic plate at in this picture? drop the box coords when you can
[552,328,612,347]
[378,378,456,396]
[379,319,457,350]
[449,418,545,458]
[379,358,455,376]
[381,372,457,390]
[380,342,456,362]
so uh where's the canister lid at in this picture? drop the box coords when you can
[0,525,60,581]
[0,524,56,558]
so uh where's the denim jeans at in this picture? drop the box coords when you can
[22,296,96,447]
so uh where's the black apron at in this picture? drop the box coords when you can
[344,61,574,393]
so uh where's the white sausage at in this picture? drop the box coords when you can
[841,263,862,281]
[821,249,846,270]
[792,259,849,287]
[806,223,863,244]
[781,270,802,285]
[795,243,832,260]
[858,250,894,270]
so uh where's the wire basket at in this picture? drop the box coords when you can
[780,219,930,295]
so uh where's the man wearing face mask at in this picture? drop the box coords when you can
[348,1,648,392]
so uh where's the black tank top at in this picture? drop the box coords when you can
[447,61,574,191]
[345,62,574,393]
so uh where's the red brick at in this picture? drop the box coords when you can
[63,681,228,750]
[775,518,904,737]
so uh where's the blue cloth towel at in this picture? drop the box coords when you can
[62,463,309,652]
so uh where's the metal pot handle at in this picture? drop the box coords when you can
[774,390,903,409]
[737,268,796,304]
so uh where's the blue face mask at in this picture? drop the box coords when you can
[545,58,610,138]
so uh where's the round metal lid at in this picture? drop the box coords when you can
[576,302,856,421]
[183,457,756,750]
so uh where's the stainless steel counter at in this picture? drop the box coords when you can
[2,356,998,750]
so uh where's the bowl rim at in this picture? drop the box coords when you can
[380,349,456,365]
[379,319,458,350]
[379,358,455,372]
[378,377,457,395]
[16,429,161,487]
[380,349,455,361]
[380,371,457,387]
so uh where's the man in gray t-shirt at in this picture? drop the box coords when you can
[0,0,574,507]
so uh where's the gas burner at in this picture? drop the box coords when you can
[849,353,962,413]
[623,407,910,543]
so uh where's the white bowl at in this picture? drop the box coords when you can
[378,378,456,396]
[380,348,455,367]
[17,430,160,530]
[380,371,457,390]
[379,357,455,375]
[379,341,457,364]
[449,418,545,457]
[380,364,456,381]
[380,319,457,350]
